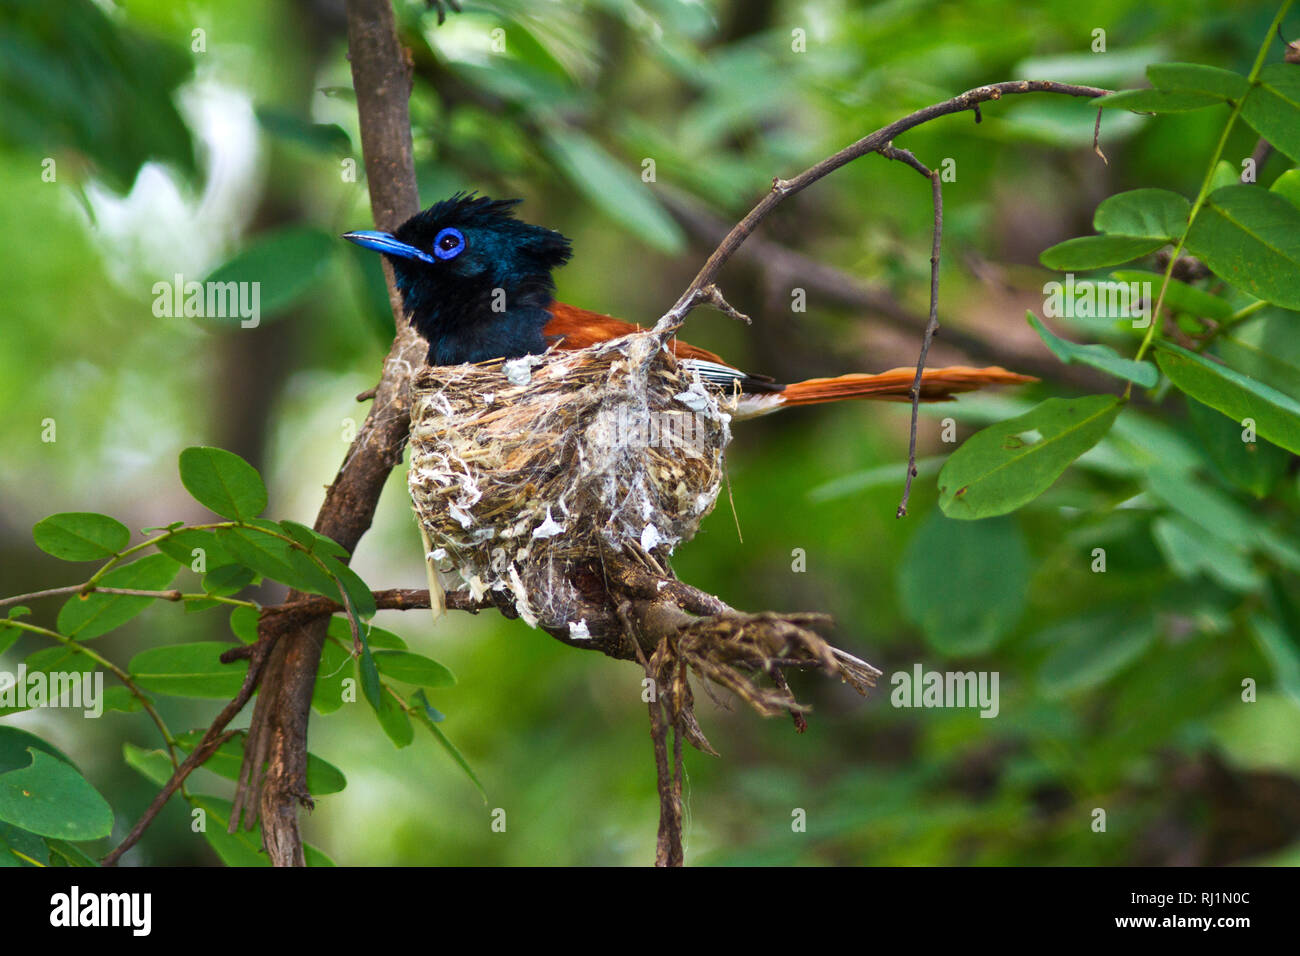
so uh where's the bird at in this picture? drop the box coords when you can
[343,193,1034,419]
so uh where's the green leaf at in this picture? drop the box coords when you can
[56,552,179,640]
[373,650,456,688]
[0,750,113,841]
[1240,63,1300,165]
[412,690,486,801]
[1271,168,1300,210]
[178,447,267,521]
[1094,88,1225,112]
[1039,235,1165,270]
[939,396,1123,519]
[1151,515,1262,593]
[122,743,173,787]
[203,563,256,596]
[155,529,237,571]
[1155,341,1300,454]
[228,606,260,644]
[278,520,349,559]
[312,639,351,715]
[1109,270,1235,321]
[255,107,351,156]
[24,644,95,678]
[1184,185,1300,310]
[363,625,404,648]
[32,513,129,561]
[326,617,405,650]
[1026,311,1157,386]
[315,619,411,718]
[1208,159,1241,192]
[1250,613,1300,707]
[100,686,144,714]
[897,512,1029,655]
[200,227,336,321]
[320,555,376,619]
[286,549,343,601]
[1186,398,1289,498]
[0,728,74,775]
[1037,613,1156,696]
[172,731,346,795]
[0,821,49,867]
[220,518,341,598]
[1146,63,1249,101]
[1093,188,1191,240]
[540,127,685,253]
[44,839,101,867]
[1143,468,1261,551]
[128,642,248,698]
[190,795,267,866]
[3,647,98,718]
[216,526,298,587]
[358,649,412,748]
[1215,309,1300,402]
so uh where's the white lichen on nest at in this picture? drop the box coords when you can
[408,329,733,630]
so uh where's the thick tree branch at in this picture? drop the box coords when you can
[231,0,425,867]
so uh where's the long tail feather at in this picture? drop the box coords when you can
[778,365,1037,406]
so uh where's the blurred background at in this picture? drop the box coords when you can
[2,0,1299,865]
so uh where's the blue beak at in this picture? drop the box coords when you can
[342,230,438,265]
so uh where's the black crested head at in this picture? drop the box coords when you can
[344,193,573,366]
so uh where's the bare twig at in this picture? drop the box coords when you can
[698,283,752,324]
[654,80,1110,333]
[0,586,184,610]
[877,147,942,518]
[103,632,276,865]
[615,602,683,867]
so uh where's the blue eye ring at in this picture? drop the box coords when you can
[433,227,465,260]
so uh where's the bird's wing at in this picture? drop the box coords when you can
[544,302,781,393]
[544,301,731,364]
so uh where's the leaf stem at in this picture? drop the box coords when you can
[1128,0,1295,388]
[0,619,181,771]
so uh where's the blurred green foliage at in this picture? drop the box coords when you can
[0,0,1298,866]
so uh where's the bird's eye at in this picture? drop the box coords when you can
[433,227,465,260]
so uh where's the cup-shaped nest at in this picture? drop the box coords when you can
[408,329,733,630]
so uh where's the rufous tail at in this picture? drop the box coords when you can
[778,366,1037,406]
